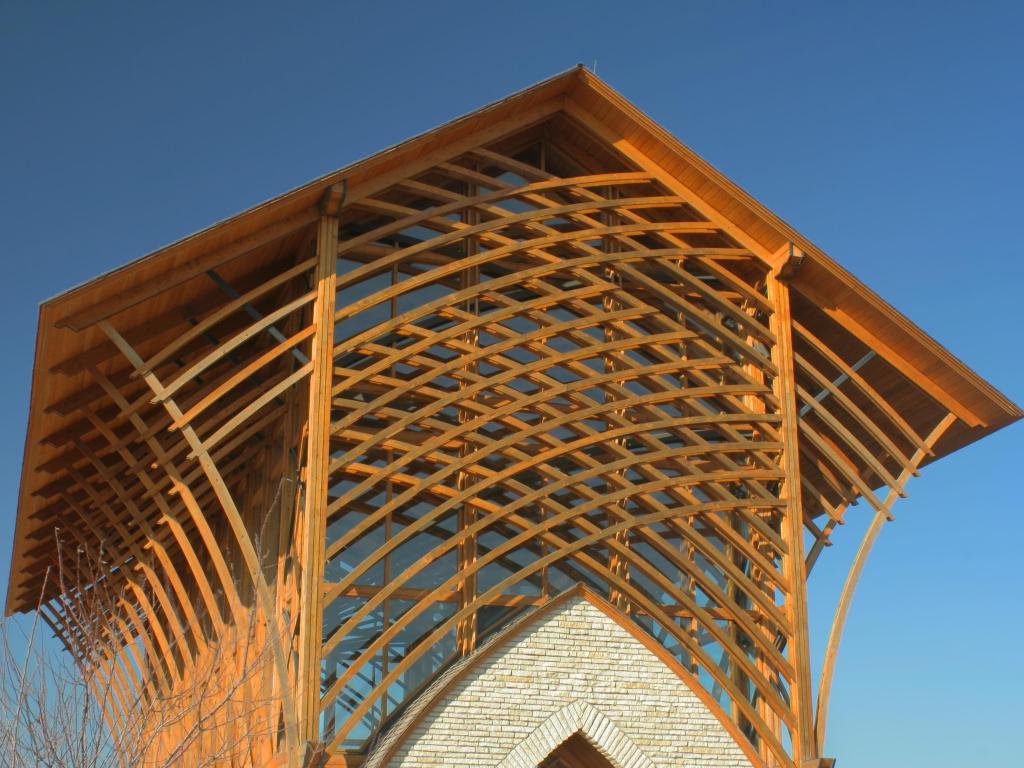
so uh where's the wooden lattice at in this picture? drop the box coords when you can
[8,69,1017,768]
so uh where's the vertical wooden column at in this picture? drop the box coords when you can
[297,184,343,746]
[454,262,480,655]
[744,291,780,761]
[456,182,479,656]
[767,248,817,768]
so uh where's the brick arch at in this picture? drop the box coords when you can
[497,701,655,768]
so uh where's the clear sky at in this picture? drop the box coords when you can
[1,2,1021,766]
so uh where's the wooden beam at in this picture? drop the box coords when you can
[768,271,817,765]
[297,189,340,743]
[813,412,957,754]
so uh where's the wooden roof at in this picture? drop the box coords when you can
[9,66,1020,613]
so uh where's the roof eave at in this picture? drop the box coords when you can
[10,66,1021,614]
[567,69,1022,430]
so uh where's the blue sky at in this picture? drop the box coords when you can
[1,2,1021,765]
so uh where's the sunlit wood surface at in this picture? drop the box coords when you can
[6,67,1019,768]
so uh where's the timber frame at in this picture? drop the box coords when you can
[7,67,1020,767]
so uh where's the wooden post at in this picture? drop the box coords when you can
[455,178,480,656]
[297,183,343,745]
[767,250,817,767]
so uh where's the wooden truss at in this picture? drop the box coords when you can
[7,68,1019,768]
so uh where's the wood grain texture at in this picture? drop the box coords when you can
[5,74,1017,768]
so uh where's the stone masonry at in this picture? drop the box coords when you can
[376,594,755,768]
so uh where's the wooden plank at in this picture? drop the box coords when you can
[57,209,320,332]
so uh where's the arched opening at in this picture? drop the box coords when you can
[539,733,618,768]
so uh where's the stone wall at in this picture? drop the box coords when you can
[373,593,756,768]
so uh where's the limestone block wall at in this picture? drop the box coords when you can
[373,594,757,768]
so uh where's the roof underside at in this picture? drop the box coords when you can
[8,66,1020,613]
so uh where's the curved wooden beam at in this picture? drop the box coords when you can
[813,412,956,754]
[18,131,990,768]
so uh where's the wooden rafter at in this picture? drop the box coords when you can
[5,68,1019,768]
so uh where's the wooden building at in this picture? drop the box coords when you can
[7,67,1020,767]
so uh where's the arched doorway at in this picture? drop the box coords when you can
[539,734,617,768]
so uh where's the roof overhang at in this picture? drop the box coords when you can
[9,66,1020,613]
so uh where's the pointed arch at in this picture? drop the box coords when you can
[367,585,760,768]
[497,701,655,768]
